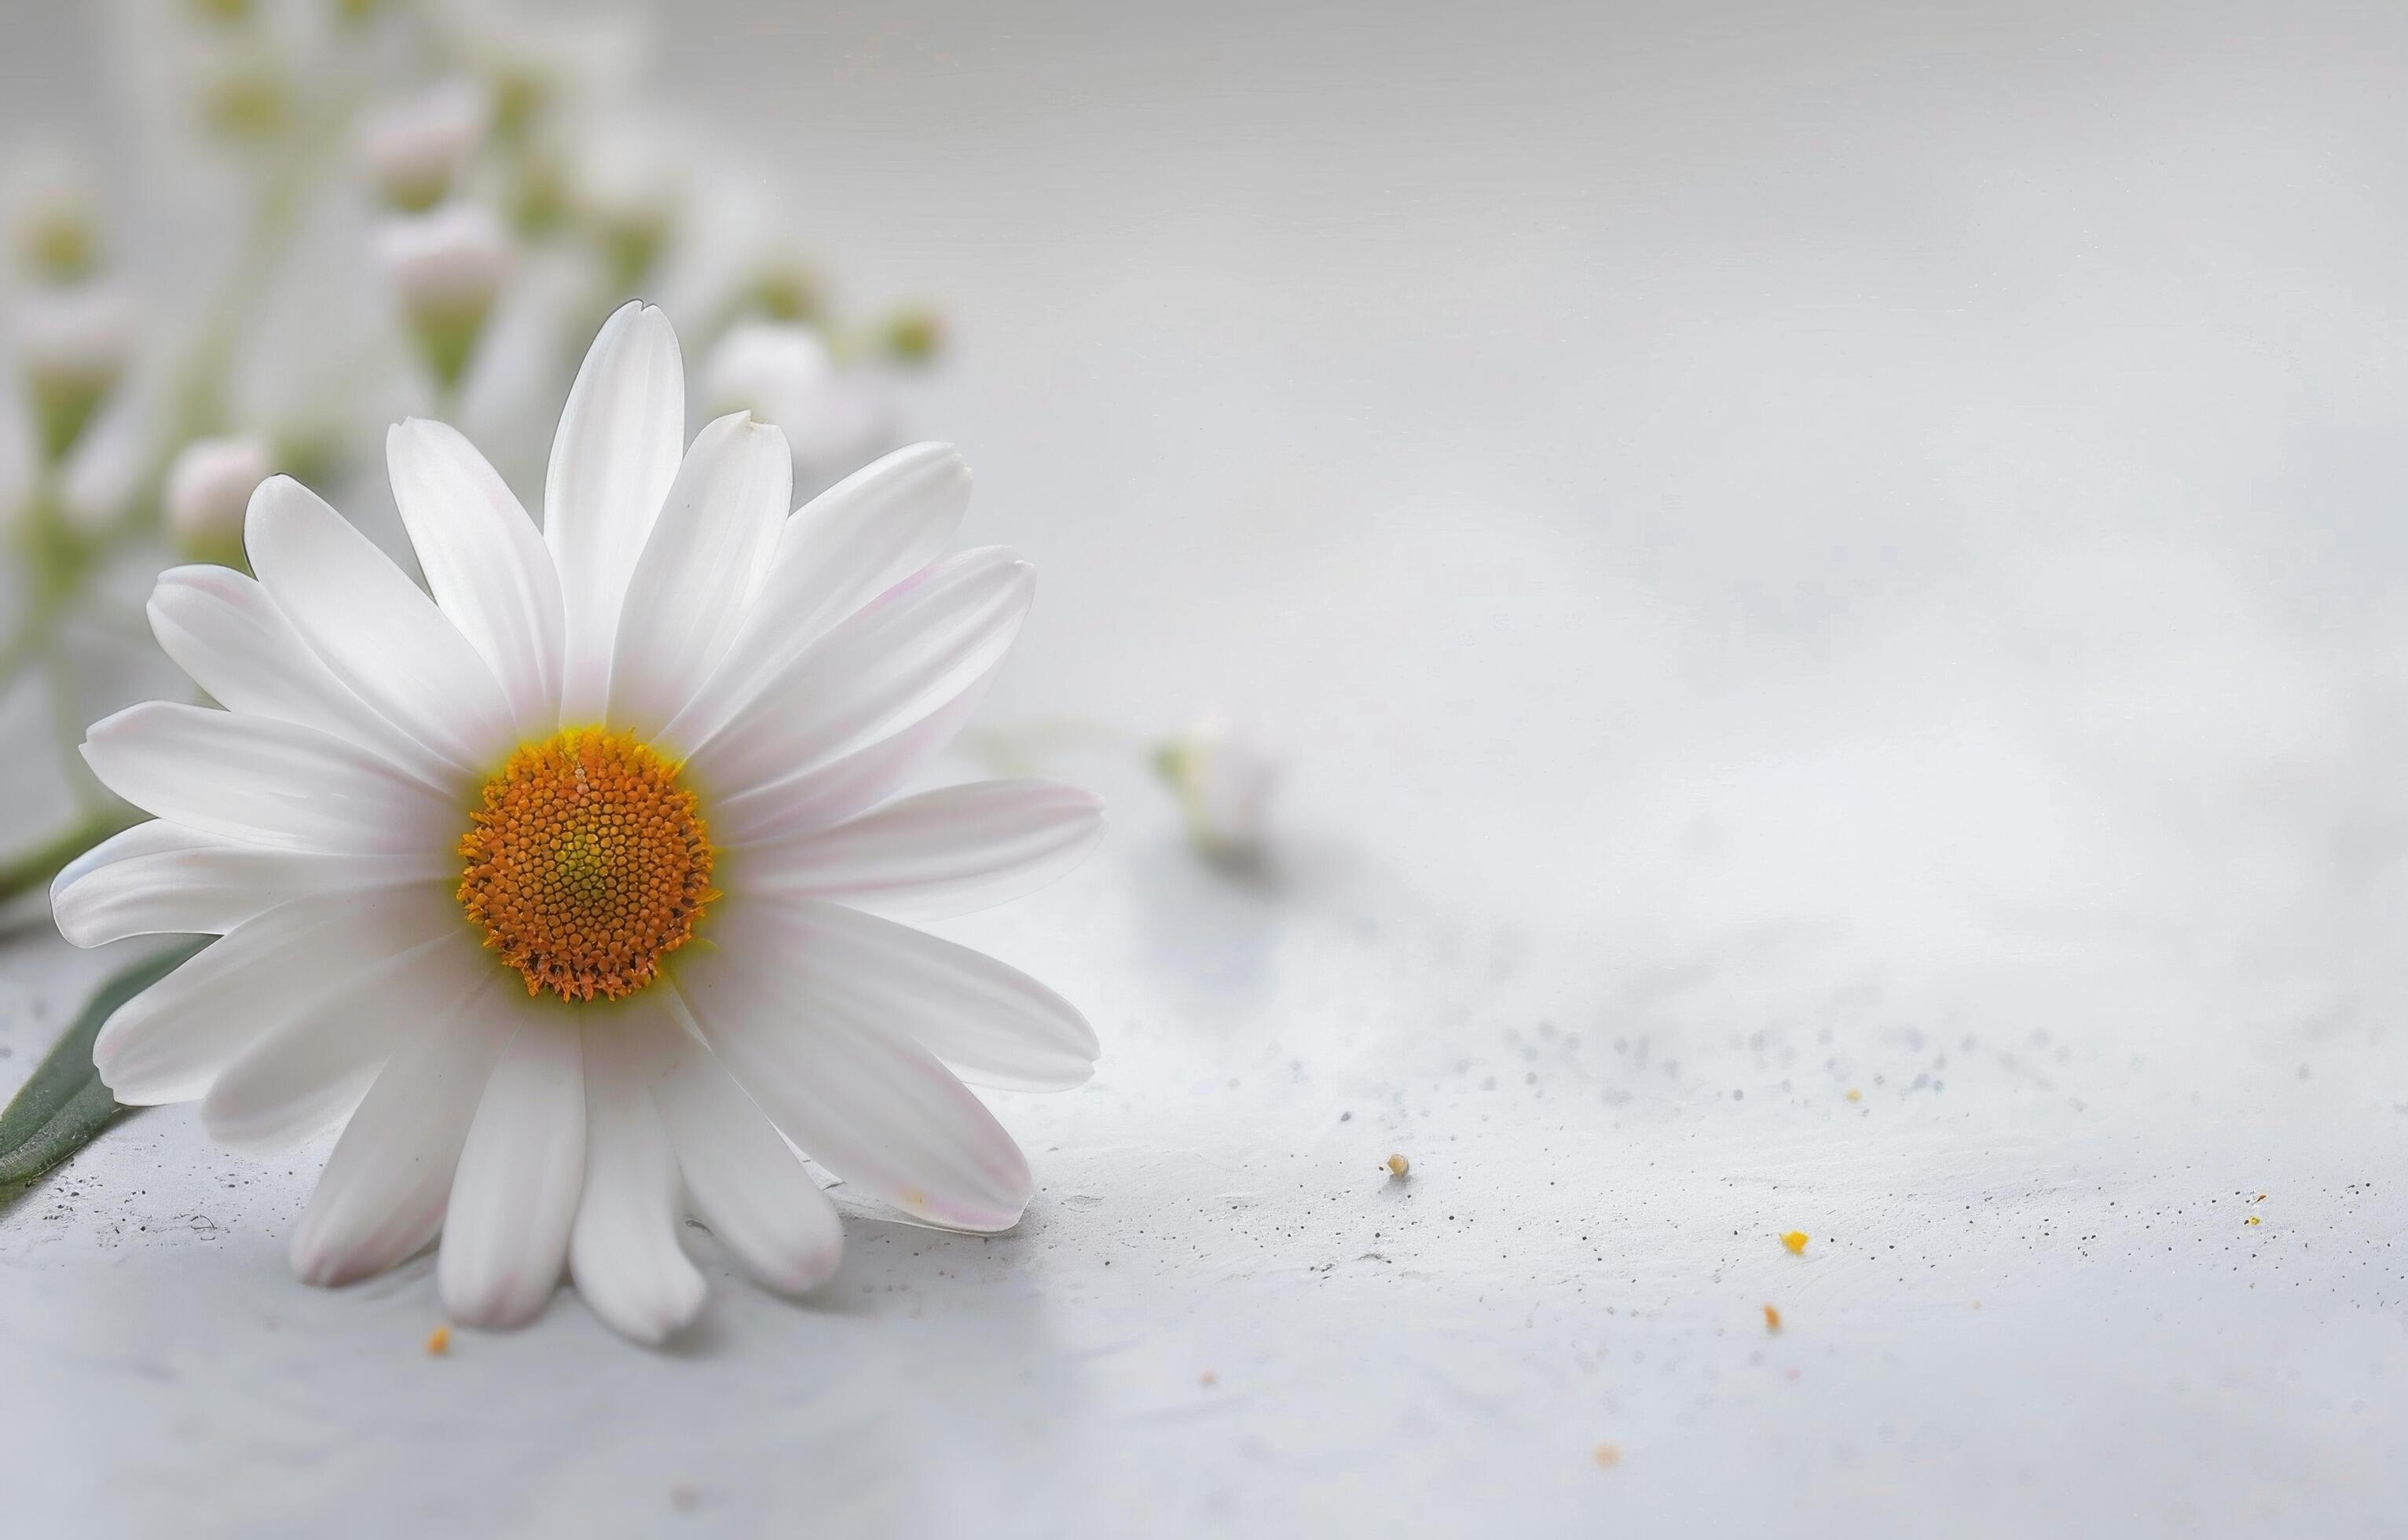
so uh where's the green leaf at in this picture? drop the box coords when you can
[0,939,208,1212]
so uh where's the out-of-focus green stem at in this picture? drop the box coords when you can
[0,145,315,908]
[0,809,137,910]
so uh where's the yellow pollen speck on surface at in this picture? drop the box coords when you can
[425,1325,449,1355]
[1781,1230,1809,1255]
[1845,1087,1863,1102]
[1386,1153,1410,1179]
[2245,1215,2262,1226]
[1593,1443,1622,1469]
[456,728,716,1003]
[1762,1304,1782,1331]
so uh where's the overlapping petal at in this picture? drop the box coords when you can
[82,702,458,855]
[93,882,460,1105]
[661,441,970,750]
[607,411,791,741]
[290,980,516,1288]
[245,475,518,773]
[568,1006,706,1344]
[50,821,444,947]
[648,1021,842,1295]
[739,893,1098,1091]
[685,546,1032,806]
[706,651,1008,845]
[739,779,1102,922]
[200,933,495,1153]
[669,900,1037,1230]
[438,1013,587,1329]
[147,565,455,788]
[387,417,566,737]
[545,301,684,720]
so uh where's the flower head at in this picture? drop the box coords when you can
[53,304,1103,1343]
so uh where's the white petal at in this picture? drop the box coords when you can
[706,647,1006,846]
[669,901,1035,1230]
[545,302,684,721]
[148,565,455,787]
[201,933,492,1153]
[81,702,456,855]
[50,820,450,948]
[663,442,970,750]
[685,547,1032,801]
[290,979,515,1287]
[648,1020,842,1294]
[439,1012,586,1329]
[569,1007,707,1344]
[387,417,566,736]
[740,779,1103,922]
[745,895,1097,1091]
[244,475,518,773]
[93,883,460,1105]
[607,412,791,741]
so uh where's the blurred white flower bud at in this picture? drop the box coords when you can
[18,282,132,462]
[6,150,102,283]
[377,203,514,390]
[360,79,488,212]
[442,4,644,144]
[201,54,293,144]
[570,123,682,288]
[164,434,272,555]
[1153,715,1281,863]
[705,319,895,486]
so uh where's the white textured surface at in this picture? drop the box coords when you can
[8,2,2408,1534]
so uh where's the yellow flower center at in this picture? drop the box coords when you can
[456,728,717,1003]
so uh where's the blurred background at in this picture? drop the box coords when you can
[4,2,2407,1535]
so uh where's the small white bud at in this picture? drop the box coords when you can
[705,319,894,485]
[570,122,682,287]
[18,281,132,461]
[1153,715,1281,862]
[20,281,131,387]
[6,149,102,282]
[359,79,487,212]
[376,203,513,388]
[164,434,272,553]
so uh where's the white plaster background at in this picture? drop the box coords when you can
[3,2,2407,1534]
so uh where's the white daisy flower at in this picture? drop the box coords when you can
[48,302,1104,1344]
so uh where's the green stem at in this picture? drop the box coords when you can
[0,809,137,910]
[0,588,61,694]
[0,143,318,904]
